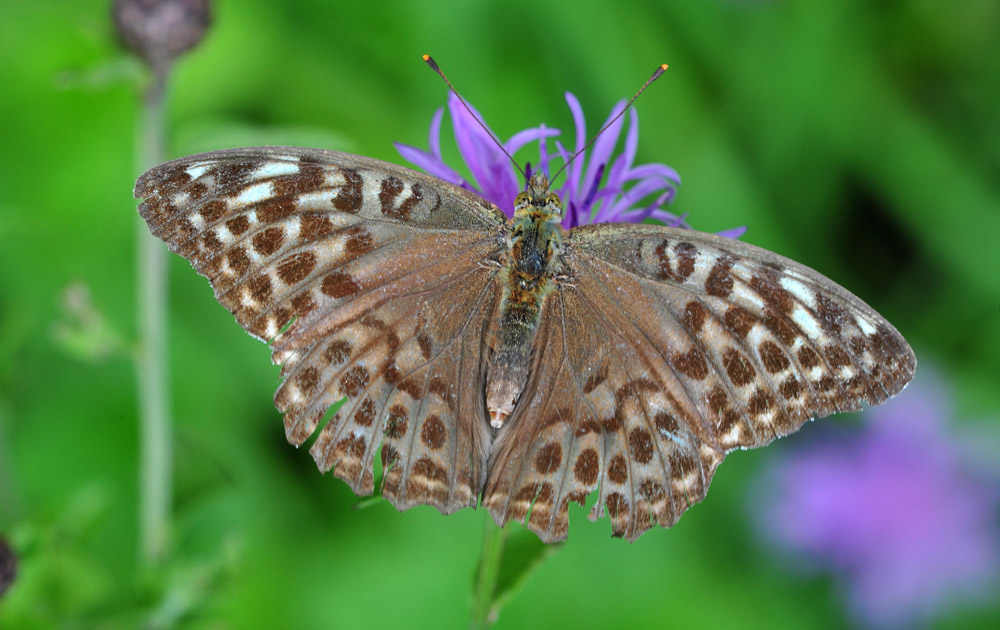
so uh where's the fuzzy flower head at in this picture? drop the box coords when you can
[752,370,1000,628]
[396,92,744,236]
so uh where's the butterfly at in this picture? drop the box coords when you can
[135,145,915,543]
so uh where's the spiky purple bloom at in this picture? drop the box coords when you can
[752,370,1000,628]
[396,92,745,236]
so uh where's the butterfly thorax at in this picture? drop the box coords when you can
[485,173,565,429]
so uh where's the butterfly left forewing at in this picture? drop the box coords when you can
[136,146,508,515]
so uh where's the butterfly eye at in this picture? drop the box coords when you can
[514,192,530,209]
[546,194,563,217]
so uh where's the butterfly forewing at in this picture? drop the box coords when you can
[135,146,507,513]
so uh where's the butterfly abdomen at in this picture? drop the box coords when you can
[485,212,562,429]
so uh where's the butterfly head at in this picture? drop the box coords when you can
[515,172,563,223]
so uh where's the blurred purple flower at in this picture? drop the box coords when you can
[396,92,745,236]
[753,371,1000,628]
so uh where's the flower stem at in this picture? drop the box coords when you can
[135,64,172,568]
[470,514,507,629]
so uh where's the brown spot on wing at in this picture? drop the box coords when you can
[574,449,599,485]
[628,428,654,464]
[248,274,272,302]
[724,306,756,338]
[227,215,249,236]
[816,293,848,333]
[672,348,709,380]
[339,366,369,397]
[323,339,352,364]
[420,415,446,450]
[386,405,408,438]
[750,274,794,314]
[763,310,799,345]
[705,255,735,297]
[534,443,563,475]
[416,333,433,361]
[722,347,755,387]
[199,199,226,222]
[354,398,376,426]
[654,411,679,437]
[343,226,374,257]
[252,227,285,256]
[277,251,317,284]
[683,301,709,333]
[825,345,851,369]
[226,246,250,276]
[271,163,325,197]
[607,454,628,484]
[674,242,697,281]
[332,168,363,213]
[759,340,791,373]
[798,346,821,369]
[321,272,361,298]
[256,197,297,223]
[582,369,606,394]
[299,214,334,241]
[297,366,319,394]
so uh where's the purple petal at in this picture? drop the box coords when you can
[563,92,586,199]
[394,142,467,186]
[715,226,748,239]
[582,100,626,199]
[624,162,681,185]
[507,126,561,157]
[428,107,445,159]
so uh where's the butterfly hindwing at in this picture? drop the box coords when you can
[484,261,725,542]
[135,146,507,513]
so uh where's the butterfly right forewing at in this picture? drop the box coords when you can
[567,222,916,443]
[136,146,508,514]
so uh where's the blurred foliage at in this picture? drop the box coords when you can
[0,0,998,628]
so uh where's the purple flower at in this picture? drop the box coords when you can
[396,92,745,236]
[752,370,1000,628]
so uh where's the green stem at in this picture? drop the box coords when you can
[136,64,172,568]
[470,515,507,629]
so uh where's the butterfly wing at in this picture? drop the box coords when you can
[484,223,915,542]
[136,146,507,514]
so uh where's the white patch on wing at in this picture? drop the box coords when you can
[254,161,300,179]
[790,306,822,340]
[172,191,190,208]
[780,276,816,308]
[287,385,304,404]
[857,317,878,336]
[232,181,274,207]
[185,164,210,180]
[732,281,765,310]
[214,226,232,245]
[264,319,279,339]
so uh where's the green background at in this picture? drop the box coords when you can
[2,0,998,627]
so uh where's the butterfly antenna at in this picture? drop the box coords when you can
[550,63,669,185]
[423,55,526,181]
